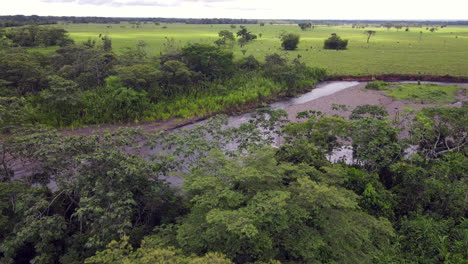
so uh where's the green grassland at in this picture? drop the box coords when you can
[366,81,466,103]
[386,83,465,103]
[39,22,468,76]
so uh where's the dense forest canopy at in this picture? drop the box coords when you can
[0,104,467,263]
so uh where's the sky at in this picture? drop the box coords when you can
[2,0,468,20]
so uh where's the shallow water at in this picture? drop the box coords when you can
[270,81,360,109]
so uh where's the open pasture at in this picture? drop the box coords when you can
[50,22,468,76]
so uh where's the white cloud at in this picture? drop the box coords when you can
[4,0,468,19]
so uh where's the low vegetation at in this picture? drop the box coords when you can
[366,81,465,103]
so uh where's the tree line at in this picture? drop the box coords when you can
[2,15,467,28]
[0,15,258,27]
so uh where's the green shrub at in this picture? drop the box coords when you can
[281,33,300,50]
[323,33,348,50]
[366,81,389,90]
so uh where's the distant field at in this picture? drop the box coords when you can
[37,22,468,76]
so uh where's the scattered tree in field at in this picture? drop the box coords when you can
[352,23,368,29]
[395,25,403,31]
[236,27,257,47]
[323,33,348,50]
[230,24,236,29]
[298,22,312,31]
[214,30,235,47]
[259,22,265,26]
[281,33,300,50]
[364,30,376,43]
[383,23,393,31]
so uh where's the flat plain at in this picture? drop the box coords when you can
[37,22,468,76]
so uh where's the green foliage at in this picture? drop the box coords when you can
[1,100,467,263]
[262,54,326,96]
[104,76,151,122]
[390,152,468,218]
[364,30,376,43]
[53,45,117,89]
[214,30,235,48]
[0,96,34,134]
[365,80,389,90]
[280,33,300,50]
[397,215,468,263]
[115,64,160,93]
[282,113,349,156]
[181,44,234,80]
[85,236,233,264]
[349,104,389,120]
[236,27,257,47]
[5,25,74,47]
[385,83,464,103]
[323,33,349,50]
[410,106,467,159]
[159,60,193,97]
[298,22,312,31]
[349,116,404,172]
[37,75,82,127]
[150,149,395,263]
[0,128,183,263]
[100,35,112,52]
[237,55,260,70]
[0,49,49,96]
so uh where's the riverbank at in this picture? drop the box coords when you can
[327,74,468,83]
[61,80,467,137]
[284,81,468,123]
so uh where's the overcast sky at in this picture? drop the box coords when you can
[3,0,468,20]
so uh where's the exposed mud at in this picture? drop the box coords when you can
[283,82,468,122]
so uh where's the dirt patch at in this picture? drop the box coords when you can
[284,82,467,122]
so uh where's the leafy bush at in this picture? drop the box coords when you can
[237,55,260,70]
[281,33,300,50]
[323,33,348,50]
[365,81,389,90]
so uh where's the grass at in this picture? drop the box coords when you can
[35,22,468,77]
[367,82,466,103]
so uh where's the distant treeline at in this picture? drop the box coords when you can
[1,15,467,27]
[289,19,468,26]
[0,15,258,27]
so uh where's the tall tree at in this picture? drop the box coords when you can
[364,30,376,43]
